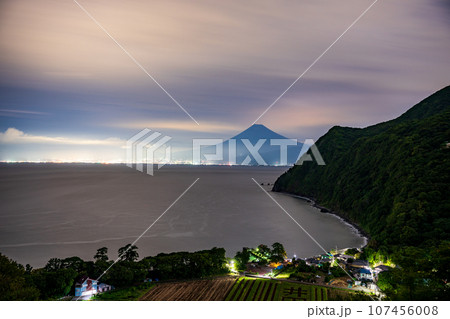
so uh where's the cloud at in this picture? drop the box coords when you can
[2,0,448,96]
[0,109,48,115]
[112,120,241,134]
[0,128,125,146]
[0,0,449,150]
[0,109,49,119]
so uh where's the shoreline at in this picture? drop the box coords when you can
[273,191,369,250]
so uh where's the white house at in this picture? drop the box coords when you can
[97,283,114,293]
[74,276,114,297]
[359,268,373,280]
[74,276,98,297]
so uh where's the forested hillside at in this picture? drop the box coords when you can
[273,86,450,299]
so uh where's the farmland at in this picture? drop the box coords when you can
[225,277,327,301]
[137,276,370,301]
[139,277,236,301]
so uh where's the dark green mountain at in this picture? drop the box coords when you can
[273,86,450,299]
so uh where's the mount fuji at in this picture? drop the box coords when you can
[202,124,304,166]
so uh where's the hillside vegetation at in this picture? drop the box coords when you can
[273,86,450,300]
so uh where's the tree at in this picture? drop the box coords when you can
[44,258,62,271]
[209,247,227,272]
[330,265,347,278]
[345,248,359,256]
[94,247,109,262]
[271,242,287,262]
[25,264,33,273]
[257,244,271,257]
[377,271,396,295]
[142,248,228,281]
[61,256,86,272]
[234,247,251,272]
[105,264,135,287]
[0,254,40,300]
[271,87,450,300]
[30,268,78,299]
[49,268,78,297]
[321,262,331,273]
[118,244,139,262]
[296,259,312,273]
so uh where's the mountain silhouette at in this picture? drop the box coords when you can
[231,124,288,141]
[203,124,304,165]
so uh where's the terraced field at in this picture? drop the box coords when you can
[139,277,236,301]
[139,277,328,301]
[225,277,327,301]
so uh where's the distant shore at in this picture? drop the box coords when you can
[273,191,369,250]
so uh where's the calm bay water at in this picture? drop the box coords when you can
[0,164,365,267]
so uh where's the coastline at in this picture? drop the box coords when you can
[273,191,369,250]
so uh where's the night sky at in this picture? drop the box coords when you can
[0,0,449,162]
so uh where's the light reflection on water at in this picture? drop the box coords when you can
[0,164,365,267]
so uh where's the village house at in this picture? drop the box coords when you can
[74,276,114,297]
[319,255,332,264]
[74,276,97,297]
[349,259,370,269]
[359,268,373,280]
[374,265,391,275]
[337,255,354,262]
[97,282,114,293]
[305,257,319,266]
